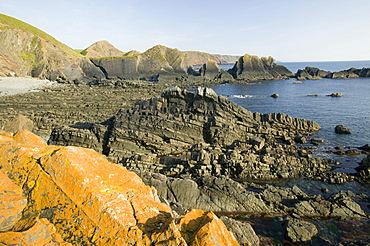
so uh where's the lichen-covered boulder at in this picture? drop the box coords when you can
[0,171,27,232]
[0,217,73,246]
[0,167,71,245]
[178,209,239,246]
[0,130,239,245]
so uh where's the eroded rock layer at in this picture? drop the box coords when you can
[49,87,334,181]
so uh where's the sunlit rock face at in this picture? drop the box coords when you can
[0,130,239,245]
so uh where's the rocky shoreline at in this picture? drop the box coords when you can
[0,78,370,245]
[1,13,370,245]
[44,85,369,244]
[295,66,370,80]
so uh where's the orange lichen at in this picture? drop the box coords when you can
[0,130,239,245]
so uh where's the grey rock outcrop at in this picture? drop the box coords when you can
[90,50,292,82]
[356,155,370,181]
[135,171,278,214]
[295,66,370,80]
[49,87,334,181]
[229,55,292,81]
[335,125,352,134]
[293,191,366,218]
[199,60,222,79]
[197,59,234,81]
[285,218,318,243]
[220,216,260,246]
[296,67,331,80]
[134,170,366,220]
[327,93,342,97]
[2,114,33,133]
[133,170,367,245]
[91,45,192,80]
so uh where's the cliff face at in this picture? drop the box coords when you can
[90,51,292,82]
[0,129,239,245]
[0,14,292,83]
[183,51,239,65]
[91,45,192,80]
[0,14,105,81]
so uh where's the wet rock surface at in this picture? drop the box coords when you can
[335,124,352,134]
[135,171,367,219]
[357,155,370,181]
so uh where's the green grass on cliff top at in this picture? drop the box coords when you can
[85,51,140,60]
[0,13,82,57]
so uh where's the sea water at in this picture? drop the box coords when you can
[211,77,370,148]
[214,61,370,244]
[216,61,370,148]
[213,61,370,188]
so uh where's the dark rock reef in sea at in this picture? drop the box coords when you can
[295,66,370,80]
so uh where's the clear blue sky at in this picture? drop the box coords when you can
[1,0,370,62]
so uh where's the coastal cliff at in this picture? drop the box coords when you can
[0,14,105,81]
[182,51,239,65]
[81,41,238,66]
[0,129,239,245]
[91,45,192,80]
[0,14,292,83]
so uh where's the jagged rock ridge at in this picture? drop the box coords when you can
[49,87,336,181]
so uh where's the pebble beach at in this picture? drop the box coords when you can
[0,77,56,96]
